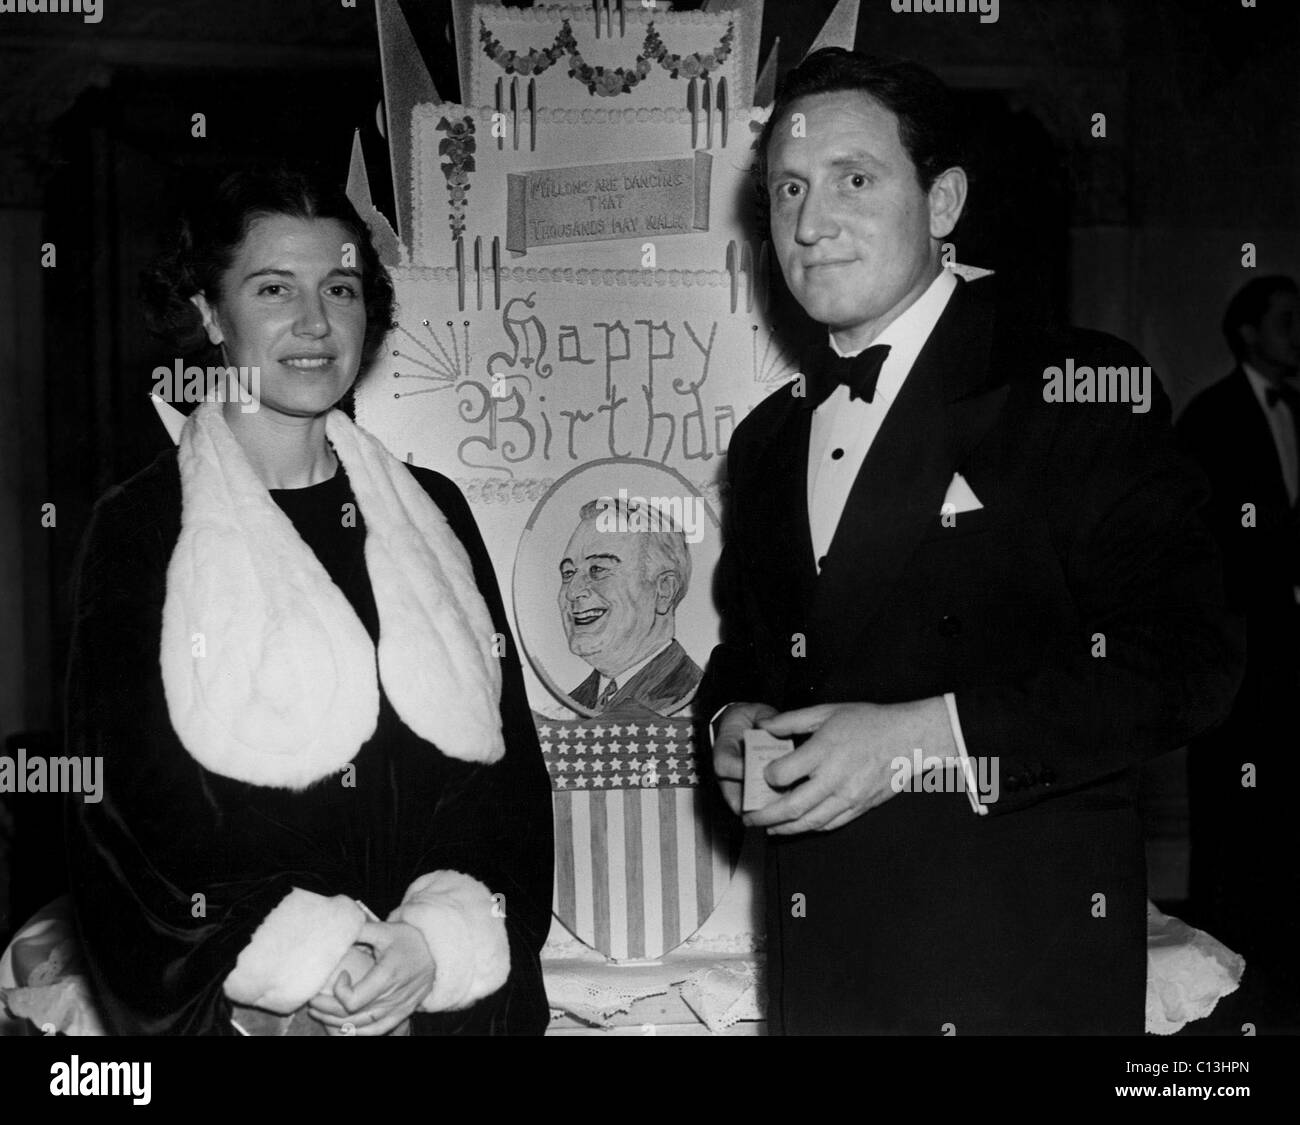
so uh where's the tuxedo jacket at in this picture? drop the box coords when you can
[570,638,703,716]
[699,277,1243,1034]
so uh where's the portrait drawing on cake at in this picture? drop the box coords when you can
[558,496,703,719]
[514,460,720,720]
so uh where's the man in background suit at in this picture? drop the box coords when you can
[699,49,1243,1034]
[1178,276,1300,1008]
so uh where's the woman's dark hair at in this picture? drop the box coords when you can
[756,48,968,194]
[1222,275,1298,360]
[140,164,397,379]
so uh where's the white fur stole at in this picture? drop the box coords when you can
[160,401,504,789]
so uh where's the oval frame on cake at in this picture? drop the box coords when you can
[516,460,740,962]
[513,457,720,719]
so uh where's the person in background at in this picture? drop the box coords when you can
[1178,275,1300,1014]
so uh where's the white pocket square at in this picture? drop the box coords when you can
[940,472,983,515]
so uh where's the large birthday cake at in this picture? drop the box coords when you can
[351,0,794,1033]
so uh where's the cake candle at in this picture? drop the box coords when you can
[704,75,713,149]
[528,78,536,152]
[491,237,501,310]
[455,237,464,312]
[510,77,519,151]
[474,235,483,311]
[687,79,698,149]
[495,77,504,151]
[726,239,738,314]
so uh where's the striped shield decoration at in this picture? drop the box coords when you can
[541,716,742,961]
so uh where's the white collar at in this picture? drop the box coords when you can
[827,268,959,405]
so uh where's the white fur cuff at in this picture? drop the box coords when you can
[389,871,510,1013]
[223,889,366,1014]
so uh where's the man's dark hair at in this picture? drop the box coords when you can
[1222,275,1298,360]
[756,48,968,193]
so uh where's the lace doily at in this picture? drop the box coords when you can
[678,961,762,1032]
[546,969,672,1027]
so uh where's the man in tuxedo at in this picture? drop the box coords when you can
[560,499,702,717]
[699,49,1243,1034]
[1177,276,1300,1007]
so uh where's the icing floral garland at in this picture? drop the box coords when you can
[478,18,568,76]
[557,20,652,97]
[435,115,476,241]
[643,21,735,80]
[478,17,735,96]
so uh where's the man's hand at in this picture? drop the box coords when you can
[711,702,779,814]
[307,921,436,1036]
[745,697,955,835]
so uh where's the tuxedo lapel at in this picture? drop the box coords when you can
[804,281,1009,666]
[608,640,701,713]
[741,397,820,622]
[570,669,601,709]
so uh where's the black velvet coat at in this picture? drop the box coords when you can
[65,450,554,1035]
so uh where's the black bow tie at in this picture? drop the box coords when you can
[803,343,892,410]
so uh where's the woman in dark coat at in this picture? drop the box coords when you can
[65,167,553,1035]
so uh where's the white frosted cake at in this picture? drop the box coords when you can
[354,0,792,1032]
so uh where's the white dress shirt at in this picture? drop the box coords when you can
[806,268,986,816]
[807,267,959,564]
[1242,362,1300,505]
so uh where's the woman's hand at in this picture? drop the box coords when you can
[307,921,435,1036]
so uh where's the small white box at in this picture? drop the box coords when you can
[742,729,794,812]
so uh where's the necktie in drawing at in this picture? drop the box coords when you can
[597,679,620,709]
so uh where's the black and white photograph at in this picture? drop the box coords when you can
[0,0,1295,1104]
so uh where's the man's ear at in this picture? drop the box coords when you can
[927,166,968,241]
[190,292,224,346]
[653,571,680,615]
